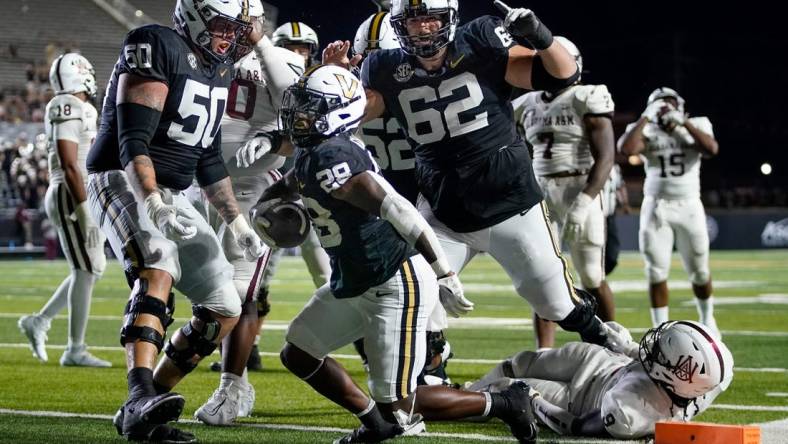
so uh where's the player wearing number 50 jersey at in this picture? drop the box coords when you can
[618,88,721,338]
[512,36,617,350]
[86,0,264,442]
[327,0,634,352]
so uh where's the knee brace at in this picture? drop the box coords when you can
[256,286,271,317]
[120,279,174,352]
[557,288,605,345]
[163,305,220,373]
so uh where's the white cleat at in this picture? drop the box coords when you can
[60,345,112,367]
[194,381,241,426]
[237,380,255,418]
[18,314,51,362]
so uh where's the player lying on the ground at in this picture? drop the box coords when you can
[468,321,733,439]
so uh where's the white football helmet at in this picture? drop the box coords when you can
[173,0,262,64]
[49,53,97,97]
[554,36,582,76]
[280,64,366,146]
[648,87,685,113]
[354,12,400,57]
[639,321,734,400]
[272,22,319,59]
[390,0,458,57]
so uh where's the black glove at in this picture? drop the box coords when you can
[494,0,554,50]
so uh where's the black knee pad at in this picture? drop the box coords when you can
[120,279,174,352]
[557,288,605,345]
[256,286,271,317]
[163,305,220,373]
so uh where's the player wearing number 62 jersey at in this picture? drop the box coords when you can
[618,88,721,338]
[86,1,264,441]
[327,0,634,352]
[512,36,617,349]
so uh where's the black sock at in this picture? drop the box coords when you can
[128,367,156,400]
[489,392,512,419]
[153,380,170,395]
[357,404,394,430]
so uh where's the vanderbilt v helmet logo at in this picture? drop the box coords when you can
[334,74,359,99]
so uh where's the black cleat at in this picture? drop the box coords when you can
[114,398,195,443]
[498,381,539,444]
[209,361,221,372]
[247,344,263,372]
[121,393,185,439]
[332,422,404,444]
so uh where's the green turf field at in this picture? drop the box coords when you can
[0,250,786,443]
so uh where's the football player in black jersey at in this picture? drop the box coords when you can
[324,0,635,358]
[86,0,264,441]
[257,64,537,444]
[353,10,456,389]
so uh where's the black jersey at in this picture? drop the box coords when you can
[359,112,419,205]
[362,16,543,232]
[294,133,415,299]
[87,25,231,191]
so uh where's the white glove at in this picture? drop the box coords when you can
[144,192,197,241]
[236,134,274,168]
[228,215,265,261]
[438,273,474,317]
[71,201,100,249]
[641,99,671,123]
[248,197,281,247]
[660,109,686,128]
[602,321,639,359]
[562,192,594,243]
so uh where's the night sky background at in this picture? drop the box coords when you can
[268,0,788,190]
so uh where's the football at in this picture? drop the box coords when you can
[251,200,311,248]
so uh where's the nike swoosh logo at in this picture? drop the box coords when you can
[449,54,465,69]
[220,68,228,77]
[206,398,226,416]
[375,290,392,298]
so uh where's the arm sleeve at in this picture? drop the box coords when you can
[360,52,378,91]
[576,85,615,116]
[467,16,515,54]
[196,129,229,187]
[117,26,173,84]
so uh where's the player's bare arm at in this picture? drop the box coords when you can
[617,118,648,156]
[684,120,719,156]
[584,115,615,197]
[202,177,241,222]
[117,72,168,199]
[56,137,87,202]
[331,171,443,267]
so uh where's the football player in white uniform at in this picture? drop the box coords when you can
[18,53,110,368]
[272,21,320,68]
[189,4,330,425]
[512,36,616,349]
[469,320,733,439]
[618,88,720,337]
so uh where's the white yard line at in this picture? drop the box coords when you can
[0,408,638,443]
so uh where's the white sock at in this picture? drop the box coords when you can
[650,306,669,327]
[221,372,242,389]
[67,270,96,349]
[40,275,71,319]
[695,297,714,324]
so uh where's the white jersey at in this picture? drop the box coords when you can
[221,38,304,176]
[45,94,97,185]
[600,361,720,439]
[631,116,714,200]
[514,84,614,176]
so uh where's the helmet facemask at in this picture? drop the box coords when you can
[281,85,361,146]
[173,1,256,65]
[391,4,457,58]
